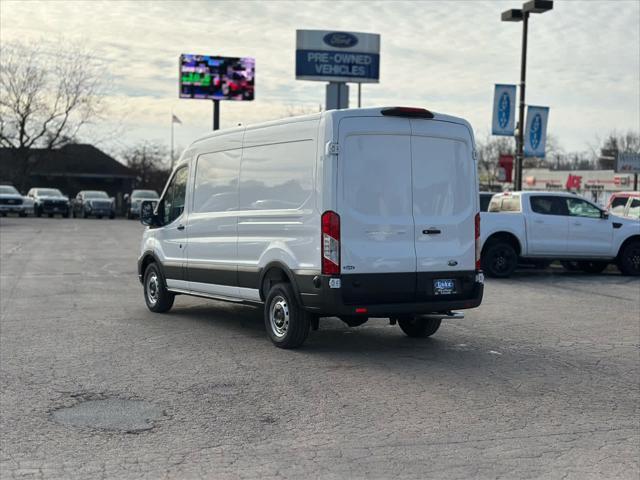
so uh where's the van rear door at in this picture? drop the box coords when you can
[410,119,477,300]
[337,116,416,303]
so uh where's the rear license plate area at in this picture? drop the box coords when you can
[433,279,456,295]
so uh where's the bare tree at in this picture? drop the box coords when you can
[596,131,640,169]
[0,40,106,188]
[476,134,515,186]
[122,142,171,193]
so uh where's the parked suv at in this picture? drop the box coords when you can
[27,188,70,218]
[126,190,159,219]
[137,107,484,348]
[72,190,115,219]
[0,185,28,217]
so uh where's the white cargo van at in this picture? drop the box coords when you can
[137,107,484,348]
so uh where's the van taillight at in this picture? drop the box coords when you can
[475,213,481,270]
[321,211,340,275]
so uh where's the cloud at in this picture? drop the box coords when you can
[1,0,638,155]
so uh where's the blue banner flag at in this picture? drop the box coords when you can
[524,106,550,158]
[491,84,516,136]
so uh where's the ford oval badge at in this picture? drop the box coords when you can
[323,32,358,48]
[530,113,542,150]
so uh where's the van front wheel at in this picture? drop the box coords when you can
[143,263,174,313]
[264,283,311,349]
[397,316,442,338]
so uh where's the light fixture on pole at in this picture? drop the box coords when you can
[501,0,553,191]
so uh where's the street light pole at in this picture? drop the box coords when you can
[515,11,529,192]
[502,0,552,191]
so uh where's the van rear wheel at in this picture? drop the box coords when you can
[264,283,311,349]
[397,316,442,338]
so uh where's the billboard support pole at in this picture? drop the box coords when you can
[514,11,529,192]
[634,173,638,191]
[213,100,220,131]
[357,83,361,108]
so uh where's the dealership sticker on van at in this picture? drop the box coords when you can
[434,279,456,295]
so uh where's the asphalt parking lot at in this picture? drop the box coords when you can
[1,217,639,480]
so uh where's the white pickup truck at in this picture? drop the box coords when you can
[480,191,640,277]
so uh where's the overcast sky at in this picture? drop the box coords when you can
[1,0,639,157]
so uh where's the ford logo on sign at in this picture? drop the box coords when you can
[498,91,510,129]
[323,32,358,48]
[530,113,542,150]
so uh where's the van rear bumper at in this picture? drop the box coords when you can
[297,271,484,317]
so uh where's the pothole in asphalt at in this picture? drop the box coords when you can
[50,398,164,432]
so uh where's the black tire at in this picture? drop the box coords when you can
[35,206,42,217]
[264,282,311,349]
[0,212,6,217]
[482,241,518,278]
[83,211,89,219]
[618,240,640,276]
[18,211,27,217]
[561,260,580,271]
[143,263,175,313]
[578,261,608,274]
[96,215,102,219]
[72,210,77,218]
[127,210,134,220]
[62,211,69,218]
[109,213,115,219]
[397,316,442,338]
[47,213,53,218]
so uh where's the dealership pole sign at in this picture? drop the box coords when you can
[523,105,550,158]
[296,30,380,83]
[491,84,516,136]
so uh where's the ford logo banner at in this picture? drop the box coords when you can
[498,92,510,129]
[323,32,359,48]
[491,84,516,136]
[523,105,550,158]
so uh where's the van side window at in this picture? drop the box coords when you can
[239,140,314,210]
[193,150,240,213]
[530,196,566,215]
[160,166,188,225]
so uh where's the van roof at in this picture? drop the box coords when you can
[190,107,472,145]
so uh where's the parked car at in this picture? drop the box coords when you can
[26,188,70,218]
[72,190,115,219]
[137,106,484,348]
[21,195,35,216]
[126,190,159,219]
[0,185,28,217]
[481,191,640,277]
[608,191,640,219]
[480,192,497,212]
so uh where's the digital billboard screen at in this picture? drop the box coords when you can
[179,54,255,101]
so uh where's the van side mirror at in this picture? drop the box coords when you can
[601,211,609,220]
[140,200,158,226]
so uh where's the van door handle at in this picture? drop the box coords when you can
[422,228,441,235]
[177,224,185,231]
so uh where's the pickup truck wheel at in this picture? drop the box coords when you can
[482,242,517,278]
[143,263,175,313]
[264,283,311,349]
[578,261,608,274]
[35,206,42,217]
[397,316,442,338]
[618,240,640,276]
